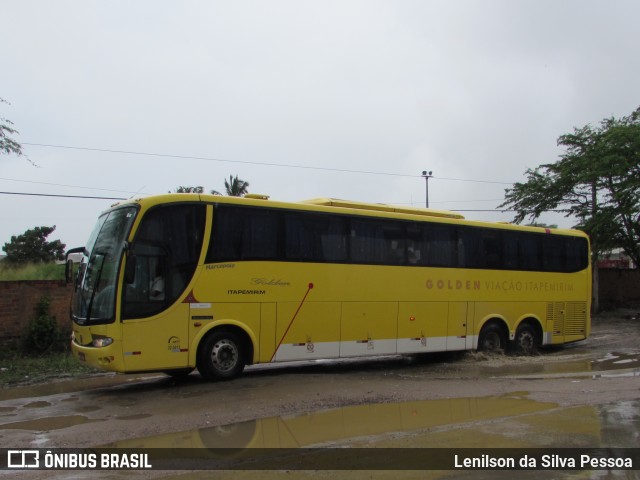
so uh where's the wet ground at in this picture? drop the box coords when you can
[1,309,639,479]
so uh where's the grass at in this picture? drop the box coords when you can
[0,350,99,386]
[0,262,67,281]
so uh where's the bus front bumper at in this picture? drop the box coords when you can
[71,332,125,373]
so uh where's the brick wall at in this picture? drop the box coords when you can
[599,269,640,306]
[0,280,74,342]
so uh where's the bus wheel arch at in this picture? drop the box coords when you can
[197,326,254,381]
[512,319,542,355]
[477,319,509,353]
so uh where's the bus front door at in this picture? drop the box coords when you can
[119,251,191,372]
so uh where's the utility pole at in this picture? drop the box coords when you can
[421,171,433,208]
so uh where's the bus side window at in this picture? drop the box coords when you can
[406,225,424,266]
[565,237,588,272]
[481,230,502,269]
[424,224,457,267]
[543,235,565,272]
[241,209,279,260]
[350,219,385,264]
[503,232,519,270]
[284,212,348,263]
[383,223,405,265]
[320,216,348,262]
[208,206,278,262]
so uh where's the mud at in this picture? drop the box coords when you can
[0,309,639,476]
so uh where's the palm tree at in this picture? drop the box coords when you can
[211,175,249,197]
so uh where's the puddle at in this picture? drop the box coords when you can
[73,405,102,413]
[471,351,640,380]
[23,400,51,409]
[106,394,558,449]
[597,400,640,447]
[105,396,639,454]
[0,373,161,402]
[61,396,79,403]
[592,352,640,370]
[115,413,152,420]
[0,414,99,431]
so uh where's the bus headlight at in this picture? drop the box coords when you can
[92,336,114,348]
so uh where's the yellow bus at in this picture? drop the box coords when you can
[70,194,591,380]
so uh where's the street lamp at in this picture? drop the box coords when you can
[421,170,433,208]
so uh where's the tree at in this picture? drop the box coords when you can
[526,223,559,229]
[3,226,66,265]
[172,175,250,197]
[1,97,23,157]
[211,175,250,197]
[171,186,204,193]
[500,106,640,311]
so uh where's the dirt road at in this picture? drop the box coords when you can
[1,308,639,473]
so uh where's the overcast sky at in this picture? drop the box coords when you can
[2,0,639,251]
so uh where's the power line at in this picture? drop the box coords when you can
[23,142,415,178]
[396,198,505,206]
[22,142,515,185]
[0,176,141,195]
[0,191,571,215]
[0,175,509,204]
[455,208,569,213]
[0,191,126,200]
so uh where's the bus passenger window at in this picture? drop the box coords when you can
[424,224,457,267]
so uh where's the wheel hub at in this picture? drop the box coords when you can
[211,340,238,371]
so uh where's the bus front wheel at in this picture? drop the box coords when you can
[513,323,539,355]
[198,330,246,381]
[478,323,507,353]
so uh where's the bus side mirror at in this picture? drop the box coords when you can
[124,255,137,284]
[65,260,74,284]
[64,246,85,284]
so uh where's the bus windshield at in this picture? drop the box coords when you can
[71,206,137,324]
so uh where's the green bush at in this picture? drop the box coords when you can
[23,296,60,354]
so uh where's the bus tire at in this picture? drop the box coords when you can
[478,323,507,353]
[197,330,245,381]
[513,323,539,355]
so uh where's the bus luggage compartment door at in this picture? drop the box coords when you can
[397,302,448,353]
[340,302,397,357]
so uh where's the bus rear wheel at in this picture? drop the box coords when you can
[513,323,539,355]
[478,323,507,353]
[197,331,246,381]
